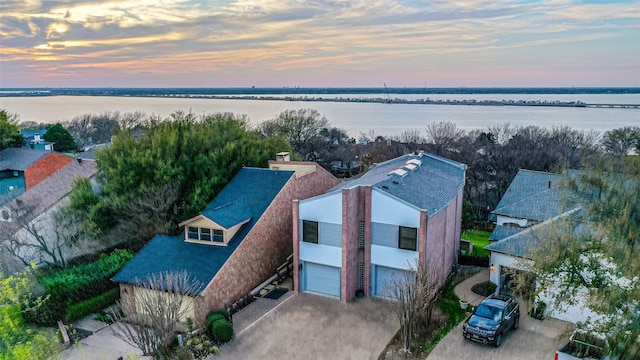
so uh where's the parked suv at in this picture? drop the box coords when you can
[462,293,520,347]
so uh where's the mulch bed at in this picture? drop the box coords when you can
[383,307,448,359]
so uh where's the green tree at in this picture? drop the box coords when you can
[0,268,60,360]
[526,158,639,359]
[43,123,77,152]
[0,110,25,150]
[91,111,290,242]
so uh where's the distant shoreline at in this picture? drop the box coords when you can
[1,87,639,97]
[2,90,638,109]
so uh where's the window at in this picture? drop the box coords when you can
[398,226,417,251]
[188,227,199,240]
[200,228,211,241]
[302,220,318,244]
[213,229,224,242]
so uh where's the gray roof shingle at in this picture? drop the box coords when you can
[0,148,50,171]
[113,167,295,294]
[493,169,580,221]
[1,160,98,234]
[489,224,526,241]
[330,153,466,216]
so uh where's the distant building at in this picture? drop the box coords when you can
[21,130,54,151]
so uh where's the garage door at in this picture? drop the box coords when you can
[304,262,341,299]
[373,266,411,297]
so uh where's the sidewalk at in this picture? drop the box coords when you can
[60,314,147,360]
[454,268,490,307]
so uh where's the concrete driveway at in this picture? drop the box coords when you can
[216,292,399,360]
[427,301,574,360]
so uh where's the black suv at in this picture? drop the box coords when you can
[462,293,520,347]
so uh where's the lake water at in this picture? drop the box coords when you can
[1,94,638,137]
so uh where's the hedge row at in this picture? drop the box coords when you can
[22,249,133,326]
[64,287,120,323]
[458,254,490,267]
[39,249,133,304]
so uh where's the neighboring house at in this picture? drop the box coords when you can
[21,130,54,151]
[113,155,339,324]
[0,154,98,273]
[488,169,562,242]
[0,148,73,196]
[485,169,597,324]
[293,152,466,301]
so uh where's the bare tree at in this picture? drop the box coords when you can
[111,270,201,356]
[425,121,465,155]
[0,197,81,269]
[385,259,441,354]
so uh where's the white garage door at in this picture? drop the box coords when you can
[373,266,411,297]
[304,262,341,299]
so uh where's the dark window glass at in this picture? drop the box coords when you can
[213,229,224,242]
[303,220,319,244]
[188,226,199,240]
[200,228,211,241]
[398,226,417,251]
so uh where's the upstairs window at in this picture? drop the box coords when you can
[200,228,211,241]
[213,229,224,242]
[302,220,319,244]
[398,226,417,251]
[188,227,199,240]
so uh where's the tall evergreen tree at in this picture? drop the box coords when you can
[43,123,77,152]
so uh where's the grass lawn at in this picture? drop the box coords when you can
[461,230,492,256]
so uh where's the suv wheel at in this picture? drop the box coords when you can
[513,317,519,330]
[495,333,503,347]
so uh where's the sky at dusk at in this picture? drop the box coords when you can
[0,0,639,88]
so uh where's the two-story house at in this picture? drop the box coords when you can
[293,152,466,301]
[485,169,599,324]
[113,155,339,324]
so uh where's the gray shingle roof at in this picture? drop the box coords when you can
[489,224,525,241]
[330,153,466,216]
[1,160,98,235]
[485,224,542,258]
[113,167,295,294]
[486,214,588,259]
[492,169,581,221]
[0,148,50,171]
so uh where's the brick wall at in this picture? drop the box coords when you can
[341,187,361,302]
[25,152,73,189]
[198,164,338,323]
[425,187,464,288]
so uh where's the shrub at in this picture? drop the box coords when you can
[205,313,227,330]
[38,249,133,305]
[64,287,120,323]
[211,319,234,343]
[470,281,497,297]
[22,250,132,326]
[21,295,66,327]
[206,308,230,322]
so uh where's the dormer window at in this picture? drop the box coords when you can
[200,228,211,241]
[213,229,224,242]
[188,227,199,240]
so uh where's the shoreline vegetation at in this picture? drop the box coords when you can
[1,88,640,109]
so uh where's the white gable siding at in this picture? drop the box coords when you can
[371,245,418,270]
[371,189,420,227]
[299,191,342,224]
[299,242,342,268]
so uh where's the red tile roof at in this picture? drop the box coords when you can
[24,152,74,190]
